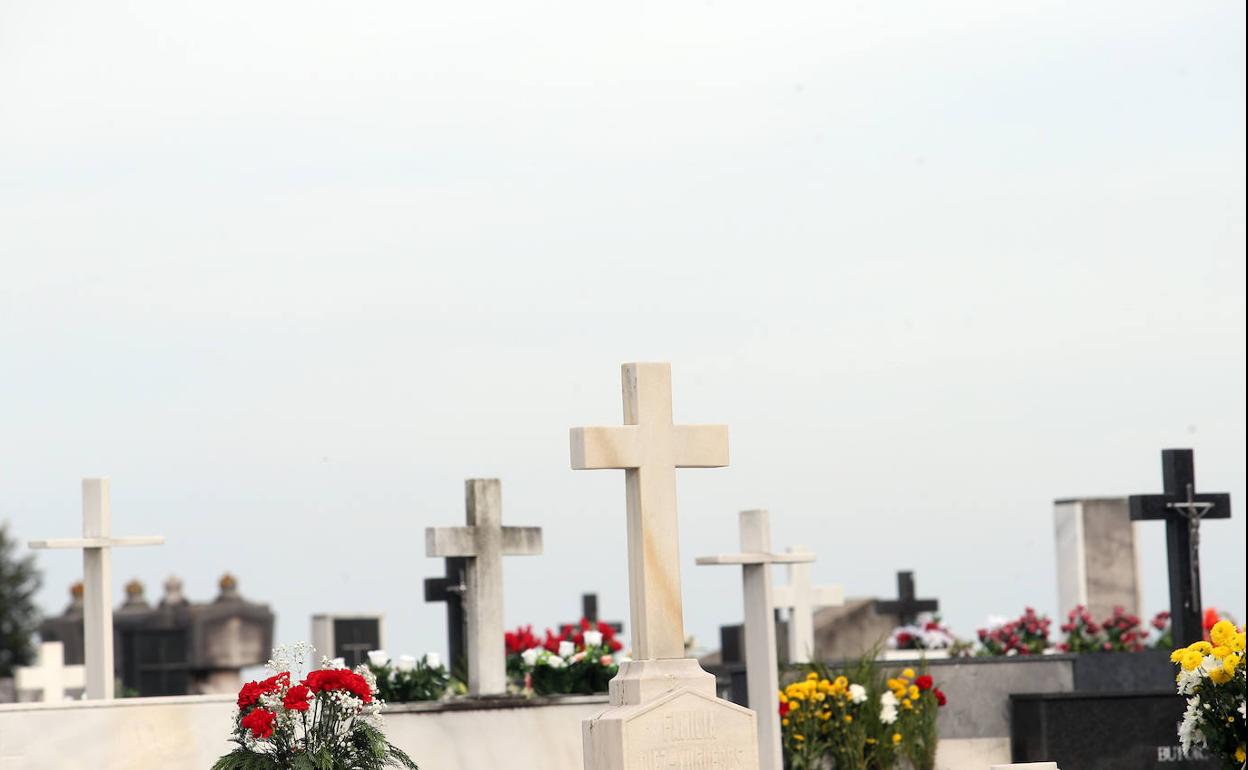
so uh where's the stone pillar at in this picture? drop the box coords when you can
[1053,497,1140,619]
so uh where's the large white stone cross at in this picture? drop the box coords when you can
[28,478,164,700]
[14,641,85,702]
[697,510,814,770]
[570,362,729,660]
[772,546,844,664]
[425,478,542,696]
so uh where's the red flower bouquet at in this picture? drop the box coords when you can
[212,643,418,770]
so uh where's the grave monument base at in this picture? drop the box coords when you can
[583,659,759,770]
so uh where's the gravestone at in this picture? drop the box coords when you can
[873,570,938,626]
[1127,449,1231,646]
[425,478,543,696]
[772,546,843,664]
[424,557,468,675]
[27,478,165,699]
[1054,498,1140,619]
[14,642,85,702]
[697,510,813,770]
[571,362,758,770]
[1011,692,1217,769]
[311,614,385,668]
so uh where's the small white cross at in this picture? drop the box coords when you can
[28,478,164,700]
[425,479,542,696]
[771,546,844,664]
[571,362,729,660]
[697,510,814,770]
[14,641,85,702]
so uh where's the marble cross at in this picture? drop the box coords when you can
[14,641,85,702]
[697,510,814,770]
[28,478,164,699]
[772,547,844,664]
[570,362,729,660]
[1128,448,1231,646]
[425,478,542,695]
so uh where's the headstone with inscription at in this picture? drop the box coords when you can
[571,362,758,770]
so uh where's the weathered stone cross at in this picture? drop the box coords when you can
[423,557,468,675]
[14,641,85,702]
[571,362,729,660]
[772,546,844,664]
[697,510,814,770]
[874,570,938,626]
[1128,448,1231,646]
[425,479,542,695]
[28,478,164,699]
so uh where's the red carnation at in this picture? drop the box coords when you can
[283,684,311,712]
[240,708,277,739]
[304,669,373,704]
[933,688,947,707]
[779,701,791,717]
[237,672,288,710]
[914,675,933,691]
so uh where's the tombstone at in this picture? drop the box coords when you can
[424,557,468,675]
[873,570,938,626]
[1127,449,1231,646]
[27,478,165,699]
[567,593,624,634]
[14,642,85,702]
[311,614,385,669]
[697,510,813,770]
[1053,497,1141,620]
[1011,692,1217,768]
[772,546,844,664]
[426,478,544,696]
[571,362,758,770]
[187,573,275,694]
[115,578,190,697]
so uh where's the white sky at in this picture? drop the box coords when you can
[1,0,1244,662]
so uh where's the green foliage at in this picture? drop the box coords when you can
[0,520,42,677]
[368,659,450,703]
[210,749,281,770]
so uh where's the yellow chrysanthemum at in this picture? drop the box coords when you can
[1180,650,1204,671]
[1170,649,1187,663]
[1234,746,1245,763]
[1224,654,1241,675]
[892,733,902,745]
[843,715,853,723]
[908,685,921,700]
[1209,667,1232,685]
[1210,620,1235,647]
[901,668,915,679]
[1188,641,1212,655]
[1210,646,1231,660]
[793,734,805,742]
[1233,632,1246,653]
[902,698,913,710]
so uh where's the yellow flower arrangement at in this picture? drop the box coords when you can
[1170,617,1246,765]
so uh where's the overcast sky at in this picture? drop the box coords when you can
[1,0,1244,664]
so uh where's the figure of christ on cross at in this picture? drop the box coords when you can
[1128,448,1232,646]
[570,362,729,661]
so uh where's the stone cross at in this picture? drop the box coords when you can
[571,362,729,660]
[425,479,542,695]
[423,557,468,674]
[874,570,938,626]
[697,509,814,770]
[1128,448,1231,646]
[772,546,844,664]
[572,363,757,770]
[14,641,85,702]
[28,478,164,699]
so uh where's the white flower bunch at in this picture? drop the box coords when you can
[848,683,868,704]
[879,690,899,725]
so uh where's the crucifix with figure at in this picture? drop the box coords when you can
[28,478,164,700]
[1128,448,1231,646]
[425,479,542,696]
[874,570,938,626]
[572,362,758,770]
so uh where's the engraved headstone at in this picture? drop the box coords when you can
[571,362,758,770]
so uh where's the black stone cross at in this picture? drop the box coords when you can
[874,571,938,626]
[1128,448,1231,646]
[564,593,623,633]
[423,557,467,674]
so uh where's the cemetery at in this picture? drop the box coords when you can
[0,363,1242,770]
[0,3,1243,769]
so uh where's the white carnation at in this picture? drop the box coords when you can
[367,650,389,668]
[559,641,576,658]
[395,655,417,672]
[583,631,604,648]
[848,684,867,704]
[521,647,540,667]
